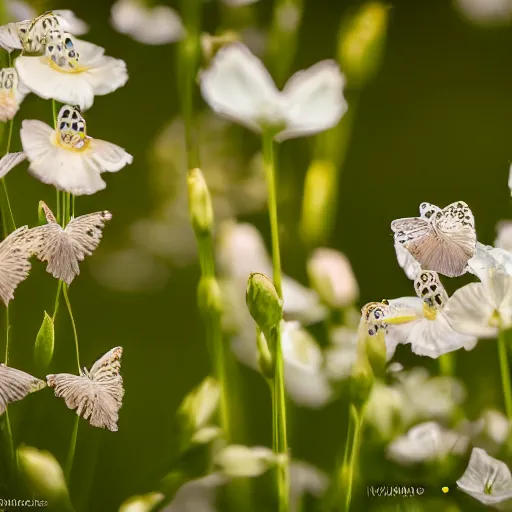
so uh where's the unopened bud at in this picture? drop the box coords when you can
[197,276,223,317]
[18,446,70,506]
[350,325,374,409]
[246,273,283,335]
[34,311,55,374]
[338,2,389,88]
[188,168,214,236]
[300,160,337,247]
[365,330,387,379]
[307,248,359,309]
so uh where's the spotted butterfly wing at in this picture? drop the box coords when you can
[0,225,34,306]
[47,347,124,431]
[0,364,46,414]
[31,202,112,284]
[392,201,476,278]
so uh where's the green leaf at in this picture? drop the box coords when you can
[34,312,54,373]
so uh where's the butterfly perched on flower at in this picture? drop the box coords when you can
[391,201,477,278]
[0,364,46,414]
[47,347,124,431]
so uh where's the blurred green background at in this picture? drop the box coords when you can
[2,0,512,510]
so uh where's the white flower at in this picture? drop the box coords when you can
[161,474,227,512]
[16,35,128,111]
[178,377,220,433]
[281,322,332,408]
[307,248,359,309]
[0,67,28,122]
[366,382,405,441]
[221,0,261,6]
[387,422,469,465]
[119,492,165,512]
[200,43,347,141]
[289,461,328,512]
[214,445,282,478]
[496,221,512,253]
[467,409,512,455]
[0,151,26,178]
[0,10,88,53]
[455,0,512,26]
[445,248,512,338]
[457,448,512,506]
[382,271,478,359]
[20,105,133,195]
[111,0,185,45]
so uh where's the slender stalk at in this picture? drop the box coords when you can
[498,329,512,419]
[438,352,454,377]
[262,132,288,512]
[65,415,79,481]
[342,405,364,512]
[63,284,80,373]
[52,280,63,321]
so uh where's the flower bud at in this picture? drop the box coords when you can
[34,311,55,374]
[365,329,387,379]
[246,273,283,335]
[119,492,165,512]
[350,324,375,409]
[307,248,359,309]
[214,445,281,478]
[300,160,337,247]
[17,446,70,506]
[37,200,48,226]
[187,168,214,236]
[338,2,389,88]
[197,276,224,317]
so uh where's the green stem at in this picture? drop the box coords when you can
[262,132,283,297]
[438,352,454,377]
[498,329,512,419]
[62,284,80,373]
[342,405,363,512]
[56,189,61,225]
[65,415,79,482]
[52,280,63,322]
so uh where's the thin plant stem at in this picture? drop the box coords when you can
[438,352,454,377]
[63,284,80,373]
[262,132,288,512]
[498,329,512,419]
[56,189,61,225]
[65,415,79,481]
[52,280,63,321]
[262,132,283,297]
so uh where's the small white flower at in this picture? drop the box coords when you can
[200,43,347,141]
[455,0,512,26]
[281,321,332,408]
[324,326,358,381]
[119,492,165,512]
[387,422,469,465]
[307,248,359,309]
[111,0,185,45]
[20,105,133,195]
[214,445,282,478]
[290,461,328,512]
[366,382,405,441]
[457,448,512,506]
[445,248,512,338]
[16,35,128,111]
[178,377,220,433]
[0,67,28,122]
[161,474,227,512]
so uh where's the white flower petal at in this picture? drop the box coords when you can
[222,0,261,5]
[0,89,21,122]
[111,0,185,45]
[0,151,26,178]
[282,276,327,324]
[88,138,133,172]
[54,10,89,35]
[200,43,282,133]
[20,120,106,195]
[496,221,512,253]
[457,448,512,505]
[290,461,328,511]
[444,283,498,338]
[7,1,36,22]
[277,60,347,141]
[120,492,165,512]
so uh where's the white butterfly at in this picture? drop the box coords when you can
[0,364,46,414]
[30,202,112,285]
[0,225,35,306]
[391,201,477,278]
[47,346,124,432]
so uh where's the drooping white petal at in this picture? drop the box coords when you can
[15,39,128,111]
[53,10,89,35]
[444,283,498,338]
[496,221,512,253]
[87,138,133,173]
[395,240,422,280]
[277,61,347,141]
[457,448,512,506]
[214,445,278,478]
[7,1,36,22]
[20,120,106,195]
[111,0,185,45]
[200,43,282,133]
[0,151,26,178]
